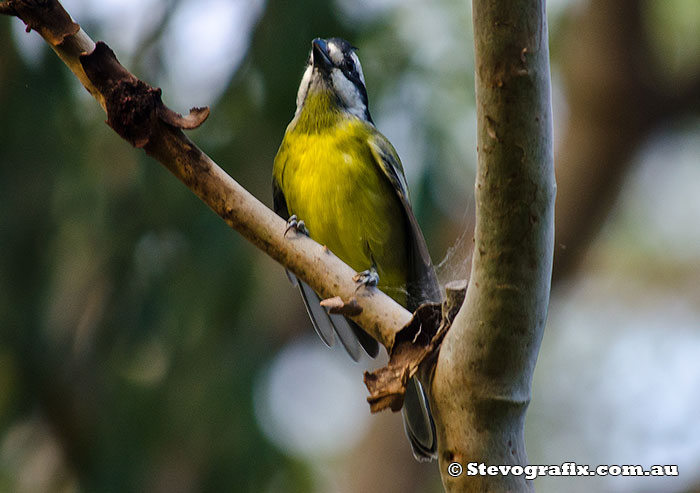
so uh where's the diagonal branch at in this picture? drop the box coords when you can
[431,0,555,490]
[0,0,411,349]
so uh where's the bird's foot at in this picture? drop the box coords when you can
[284,214,309,237]
[353,267,379,292]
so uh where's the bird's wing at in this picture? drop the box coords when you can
[368,135,442,309]
[368,135,440,460]
[272,177,290,220]
[272,177,379,360]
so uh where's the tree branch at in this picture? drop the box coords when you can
[431,0,555,490]
[0,0,411,349]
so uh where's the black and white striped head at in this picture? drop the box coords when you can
[295,37,373,123]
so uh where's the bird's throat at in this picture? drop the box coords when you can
[293,90,346,134]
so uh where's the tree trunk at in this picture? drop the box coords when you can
[431,1,555,490]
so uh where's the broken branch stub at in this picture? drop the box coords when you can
[319,296,363,317]
[364,280,467,413]
[79,42,209,148]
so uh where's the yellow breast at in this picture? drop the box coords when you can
[273,117,409,306]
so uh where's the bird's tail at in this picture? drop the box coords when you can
[291,272,379,360]
[287,271,438,460]
[402,376,437,461]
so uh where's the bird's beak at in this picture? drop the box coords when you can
[311,38,333,73]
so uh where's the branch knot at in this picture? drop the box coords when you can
[79,42,209,148]
[364,280,467,413]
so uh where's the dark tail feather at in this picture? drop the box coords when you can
[348,319,379,358]
[296,274,335,348]
[291,272,378,360]
[402,377,437,461]
[291,272,433,458]
[328,312,362,361]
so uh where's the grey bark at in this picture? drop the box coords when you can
[431,1,555,490]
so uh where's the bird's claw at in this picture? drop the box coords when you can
[353,267,379,292]
[285,214,309,237]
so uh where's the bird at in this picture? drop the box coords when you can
[272,37,442,461]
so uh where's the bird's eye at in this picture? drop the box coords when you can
[344,58,355,72]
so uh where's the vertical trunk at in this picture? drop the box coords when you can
[431,1,555,490]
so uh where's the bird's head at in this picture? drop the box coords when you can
[294,37,373,123]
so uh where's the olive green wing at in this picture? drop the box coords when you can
[367,134,442,310]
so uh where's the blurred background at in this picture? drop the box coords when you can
[1,0,699,491]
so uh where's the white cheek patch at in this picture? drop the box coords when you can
[327,41,343,65]
[331,67,366,119]
[350,52,366,85]
[295,64,313,117]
